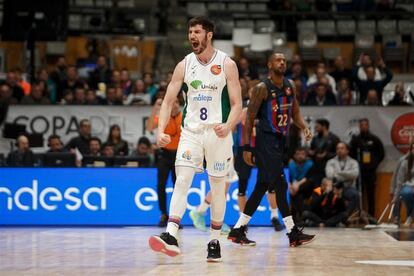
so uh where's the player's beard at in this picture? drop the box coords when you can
[272,66,286,76]
[191,34,208,55]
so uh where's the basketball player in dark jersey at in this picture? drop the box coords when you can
[228,53,316,247]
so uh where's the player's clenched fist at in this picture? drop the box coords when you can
[157,132,171,147]
[303,127,312,142]
[214,123,230,138]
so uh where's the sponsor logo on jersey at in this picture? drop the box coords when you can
[190,80,203,89]
[213,161,225,172]
[285,87,292,96]
[190,80,218,91]
[182,150,192,160]
[272,103,278,112]
[192,94,213,102]
[210,64,222,75]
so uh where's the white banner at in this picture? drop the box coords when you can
[5,105,413,172]
[5,106,154,153]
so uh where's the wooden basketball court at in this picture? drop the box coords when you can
[0,227,413,275]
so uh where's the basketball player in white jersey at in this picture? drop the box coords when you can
[148,17,242,262]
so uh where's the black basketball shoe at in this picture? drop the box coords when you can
[287,226,316,247]
[227,225,256,246]
[149,232,181,257]
[271,217,284,232]
[207,239,221,262]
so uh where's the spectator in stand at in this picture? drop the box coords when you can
[286,54,308,79]
[38,68,57,103]
[330,56,353,85]
[65,119,92,155]
[50,56,67,88]
[393,142,414,227]
[47,135,64,153]
[0,83,18,104]
[131,136,154,166]
[7,135,35,167]
[73,87,87,105]
[120,68,132,95]
[14,67,31,96]
[326,142,360,217]
[307,62,337,95]
[89,137,102,157]
[336,78,355,105]
[309,119,340,184]
[238,57,259,81]
[58,65,84,102]
[289,147,316,223]
[20,81,51,105]
[350,118,385,218]
[103,124,129,156]
[5,71,24,102]
[302,178,347,227]
[286,62,308,101]
[306,82,337,106]
[89,55,112,90]
[102,144,115,158]
[111,70,121,88]
[86,89,99,105]
[101,85,123,105]
[124,79,151,105]
[143,72,159,104]
[61,89,74,105]
[292,78,306,104]
[353,56,392,104]
[366,89,380,106]
[389,82,410,106]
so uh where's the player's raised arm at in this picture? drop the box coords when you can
[157,60,185,147]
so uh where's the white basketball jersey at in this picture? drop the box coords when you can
[182,49,230,131]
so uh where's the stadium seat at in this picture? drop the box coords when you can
[382,34,406,72]
[215,19,234,37]
[186,2,207,17]
[398,20,414,35]
[247,3,267,12]
[323,47,341,63]
[357,20,376,35]
[354,34,376,62]
[214,40,235,57]
[235,20,255,29]
[377,20,397,35]
[272,32,287,47]
[207,2,226,11]
[316,20,336,36]
[250,33,272,52]
[297,20,316,34]
[255,20,276,33]
[232,28,253,47]
[228,3,247,12]
[298,32,321,62]
[337,20,356,36]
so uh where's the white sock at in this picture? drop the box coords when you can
[270,208,279,220]
[210,228,221,241]
[234,213,251,228]
[197,200,210,214]
[283,216,295,233]
[166,221,179,238]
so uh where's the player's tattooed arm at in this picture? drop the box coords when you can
[289,79,312,141]
[243,83,267,146]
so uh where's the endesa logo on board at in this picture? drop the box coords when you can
[391,112,414,154]
[0,180,106,211]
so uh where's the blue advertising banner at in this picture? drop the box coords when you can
[0,168,286,226]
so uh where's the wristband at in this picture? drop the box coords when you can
[243,144,252,152]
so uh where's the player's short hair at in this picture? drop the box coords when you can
[315,118,330,129]
[188,17,215,33]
